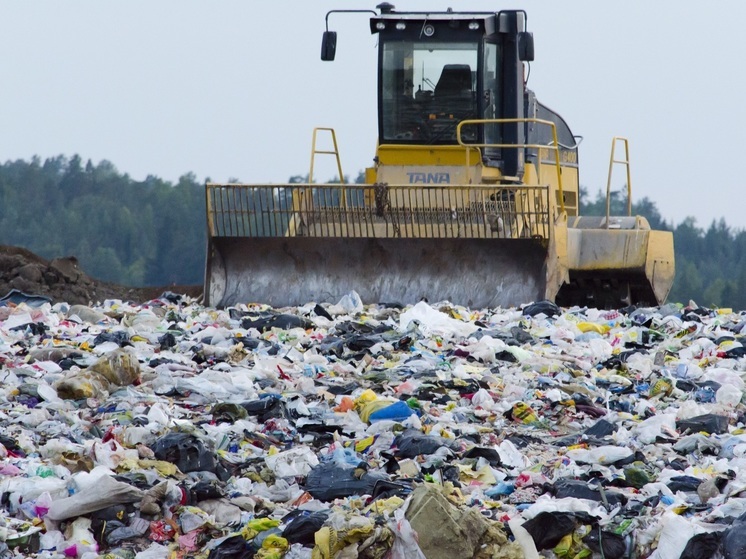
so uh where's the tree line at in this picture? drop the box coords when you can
[0,155,740,308]
[0,155,205,286]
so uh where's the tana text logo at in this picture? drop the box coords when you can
[406,172,451,184]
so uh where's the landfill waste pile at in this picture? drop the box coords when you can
[3,289,746,559]
[0,245,201,306]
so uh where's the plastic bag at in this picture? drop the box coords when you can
[282,510,330,546]
[53,348,140,400]
[368,401,417,423]
[399,301,478,337]
[388,505,426,559]
[676,413,729,435]
[47,474,143,521]
[522,300,560,317]
[565,445,632,465]
[521,512,577,551]
[584,527,626,559]
[240,313,312,333]
[652,512,694,559]
[134,543,171,559]
[393,430,459,459]
[150,432,217,474]
[679,531,722,559]
[265,446,319,478]
[304,462,387,501]
[551,478,626,507]
[722,524,746,559]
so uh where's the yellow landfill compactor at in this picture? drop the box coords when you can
[204,4,674,309]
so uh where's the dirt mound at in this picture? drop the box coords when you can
[0,245,202,305]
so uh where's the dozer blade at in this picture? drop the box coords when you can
[555,216,675,308]
[205,236,548,309]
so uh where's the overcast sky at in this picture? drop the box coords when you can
[1,1,745,229]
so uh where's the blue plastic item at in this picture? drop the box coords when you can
[369,401,417,423]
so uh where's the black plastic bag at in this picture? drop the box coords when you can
[723,524,746,559]
[584,418,618,438]
[317,336,346,357]
[464,447,502,466]
[208,535,255,559]
[521,512,577,550]
[151,433,216,474]
[522,300,560,317]
[241,396,285,422]
[551,478,626,507]
[304,462,388,501]
[282,510,330,546]
[666,475,703,493]
[188,480,224,503]
[677,414,729,435]
[584,528,626,559]
[93,331,131,347]
[680,532,722,559]
[158,332,177,350]
[241,314,311,332]
[393,430,460,459]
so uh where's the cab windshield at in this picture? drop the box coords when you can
[381,41,479,144]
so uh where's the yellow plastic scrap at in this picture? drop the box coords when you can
[141,459,181,477]
[116,458,140,472]
[365,496,404,515]
[312,519,375,559]
[577,322,610,335]
[554,534,573,557]
[553,527,591,559]
[511,401,539,424]
[351,435,377,453]
[313,527,338,559]
[241,518,281,541]
[355,389,393,423]
[649,378,673,398]
[255,534,289,559]
[457,464,496,485]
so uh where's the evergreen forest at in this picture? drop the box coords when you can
[0,155,741,308]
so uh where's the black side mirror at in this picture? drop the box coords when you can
[321,31,337,61]
[518,31,534,62]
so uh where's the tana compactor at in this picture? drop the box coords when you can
[204,5,674,309]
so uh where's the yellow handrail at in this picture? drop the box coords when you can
[290,127,348,236]
[605,136,632,227]
[456,118,565,214]
[309,127,345,185]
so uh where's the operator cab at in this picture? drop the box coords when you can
[369,5,533,175]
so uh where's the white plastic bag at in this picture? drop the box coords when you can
[134,543,171,559]
[265,446,319,478]
[399,301,478,337]
[388,505,426,559]
[566,445,633,465]
[47,474,143,521]
[649,512,693,559]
